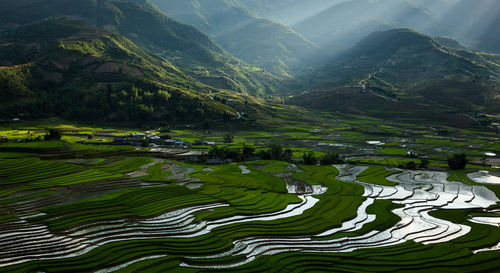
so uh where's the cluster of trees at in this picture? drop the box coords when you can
[2,70,235,123]
[223,133,234,144]
[302,152,345,165]
[65,82,232,122]
[203,145,257,162]
[448,153,468,170]
[202,142,347,166]
[259,144,293,161]
[44,128,62,141]
[202,143,293,163]
[397,159,429,170]
[396,154,468,170]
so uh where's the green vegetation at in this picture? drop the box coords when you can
[140,162,173,182]
[0,18,238,122]
[357,166,399,186]
[448,153,469,170]
[40,186,219,230]
[0,120,500,272]
[302,151,317,165]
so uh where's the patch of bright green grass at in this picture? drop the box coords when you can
[357,166,400,186]
[447,170,477,185]
[293,165,339,185]
[378,147,407,155]
[140,162,173,182]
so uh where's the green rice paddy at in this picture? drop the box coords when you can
[0,120,499,272]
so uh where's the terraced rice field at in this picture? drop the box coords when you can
[1,156,500,272]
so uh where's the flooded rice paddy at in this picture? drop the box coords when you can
[1,163,499,269]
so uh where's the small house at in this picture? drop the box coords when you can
[406,151,418,158]
[175,140,185,146]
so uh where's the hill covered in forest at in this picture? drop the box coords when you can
[0,19,239,122]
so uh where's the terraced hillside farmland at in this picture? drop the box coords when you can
[0,149,499,271]
[0,120,500,272]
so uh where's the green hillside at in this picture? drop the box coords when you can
[0,19,237,122]
[310,29,497,89]
[289,29,500,124]
[0,0,287,96]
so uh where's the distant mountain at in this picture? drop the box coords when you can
[0,0,287,96]
[410,0,459,16]
[151,0,256,36]
[152,0,326,77]
[308,29,496,89]
[288,28,500,125]
[293,0,447,53]
[216,19,324,76]
[0,19,237,122]
[438,0,500,53]
[236,0,345,25]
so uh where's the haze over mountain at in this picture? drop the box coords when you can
[235,0,346,26]
[152,0,326,77]
[291,0,500,55]
[439,0,500,53]
[293,0,446,54]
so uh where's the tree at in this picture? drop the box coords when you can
[44,128,62,141]
[269,143,284,160]
[302,152,317,165]
[419,158,430,169]
[223,132,234,144]
[282,148,293,162]
[159,125,171,133]
[241,145,255,161]
[405,161,417,170]
[259,149,271,160]
[201,120,211,130]
[320,152,344,165]
[448,153,468,170]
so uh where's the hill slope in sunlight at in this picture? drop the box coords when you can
[0,19,238,122]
